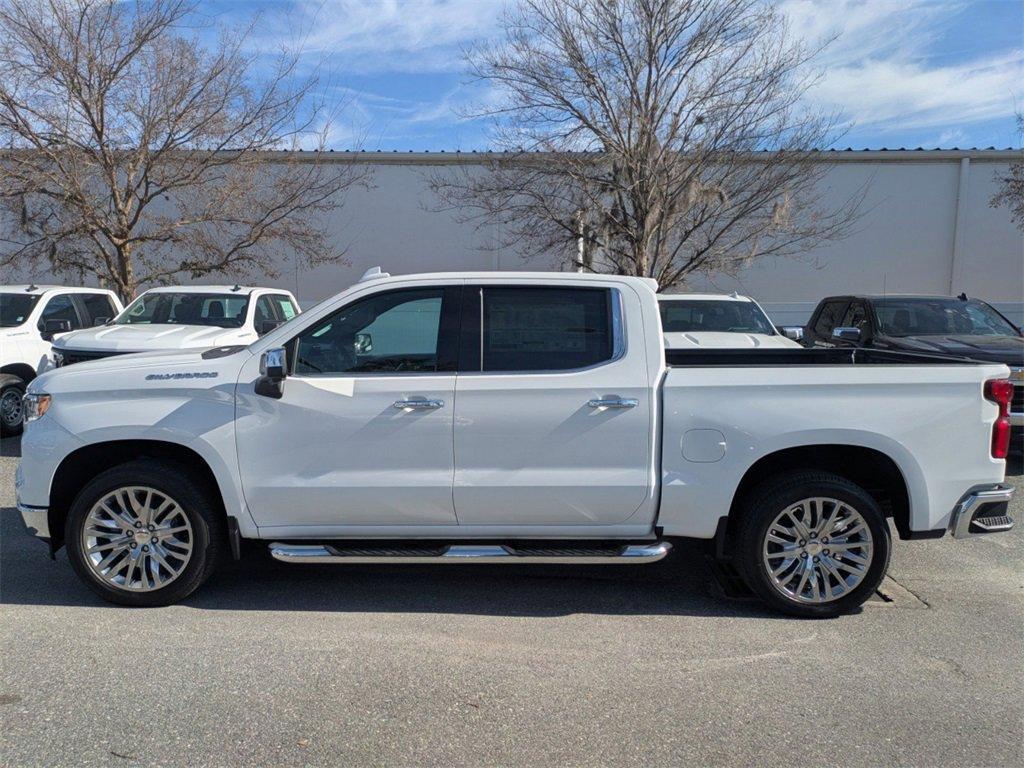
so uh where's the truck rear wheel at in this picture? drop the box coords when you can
[0,379,25,437]
[65,461,225,607]
[734,471,891,618]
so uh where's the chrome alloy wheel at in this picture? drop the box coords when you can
[0,389,22,428]
[81,486,194,592]
[761,497,874,604]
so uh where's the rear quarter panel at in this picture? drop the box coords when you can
[659,363,1008,537]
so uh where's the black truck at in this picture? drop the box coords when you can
[796,294,1023,442]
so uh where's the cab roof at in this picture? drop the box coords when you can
[356,269,660,292]
[0,285,117,296]
[658,292,754,302]
[141,285,292,296]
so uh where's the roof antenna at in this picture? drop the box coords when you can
[957,292,968,301]
[231,284,242,292]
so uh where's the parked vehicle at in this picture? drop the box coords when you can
[52,285,300,366]
[16,270,1015,616]
[0,285,123,435]
[800,294,1024,437]
[658,293,801,349]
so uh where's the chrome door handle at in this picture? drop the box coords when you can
[587,397,638,409]
[393,398,445,410]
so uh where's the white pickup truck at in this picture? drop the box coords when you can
[51,285,300,366]
[658,292,801,349]
[16,271,1016,616]
[0,285,123,435]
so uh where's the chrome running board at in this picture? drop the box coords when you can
[268,541,672,565]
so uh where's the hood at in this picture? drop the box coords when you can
[663,331,802,349]
[881,334,1024,365]
[53,323,251,353]
[31,346,249,393]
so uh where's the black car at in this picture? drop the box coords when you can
[799,294,1024,440]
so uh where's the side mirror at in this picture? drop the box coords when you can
[41,318,72,340]
[255,347,288,399]
[779,325,804,341]
[832,326,861,343]
[355,332,373,354]
[256,319,284,336]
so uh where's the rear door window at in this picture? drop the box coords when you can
[473,286,615,372]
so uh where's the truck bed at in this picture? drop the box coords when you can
[666,347,988,367]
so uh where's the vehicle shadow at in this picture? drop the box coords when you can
[0,508,789,619]
[0,435,21,458]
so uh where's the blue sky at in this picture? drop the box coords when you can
[197,0,1023,151]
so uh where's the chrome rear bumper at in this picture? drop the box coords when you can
[949,486,1015,539]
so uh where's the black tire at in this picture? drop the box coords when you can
[0,379,25,437]
[65,460,225,607]
[734,471,891,618]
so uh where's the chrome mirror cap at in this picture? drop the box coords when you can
[780,326,804,341]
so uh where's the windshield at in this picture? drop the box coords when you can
[873,298,1020,337]
[117,292,249,329]
[659,299,775,335]
[0,293,40,328]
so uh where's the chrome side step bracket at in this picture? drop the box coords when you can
[268,541,672,565]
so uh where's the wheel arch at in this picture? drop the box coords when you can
[48,440,230,553]
[0,364,36,384]
[718,444,913,555]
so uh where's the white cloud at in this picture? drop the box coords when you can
[252,0,506,74]
[781,0,1023,136]
[239,0,1021,147]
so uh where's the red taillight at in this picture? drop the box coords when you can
[984,379,1014,459]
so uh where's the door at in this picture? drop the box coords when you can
[236,285,461,528]
[453,284,654,526]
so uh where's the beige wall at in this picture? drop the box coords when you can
[3,150,1022,324]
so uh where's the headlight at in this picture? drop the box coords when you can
[23,393,52,423]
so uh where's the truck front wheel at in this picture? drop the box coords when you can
[735,471,891,618]
[65,461,225,607]
[0,379,26,437]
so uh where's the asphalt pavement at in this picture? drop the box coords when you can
[1,436,1021,767]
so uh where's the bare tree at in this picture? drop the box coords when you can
[0,0,366,301]
[990,112,1024,231]
[430,0,863,290]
